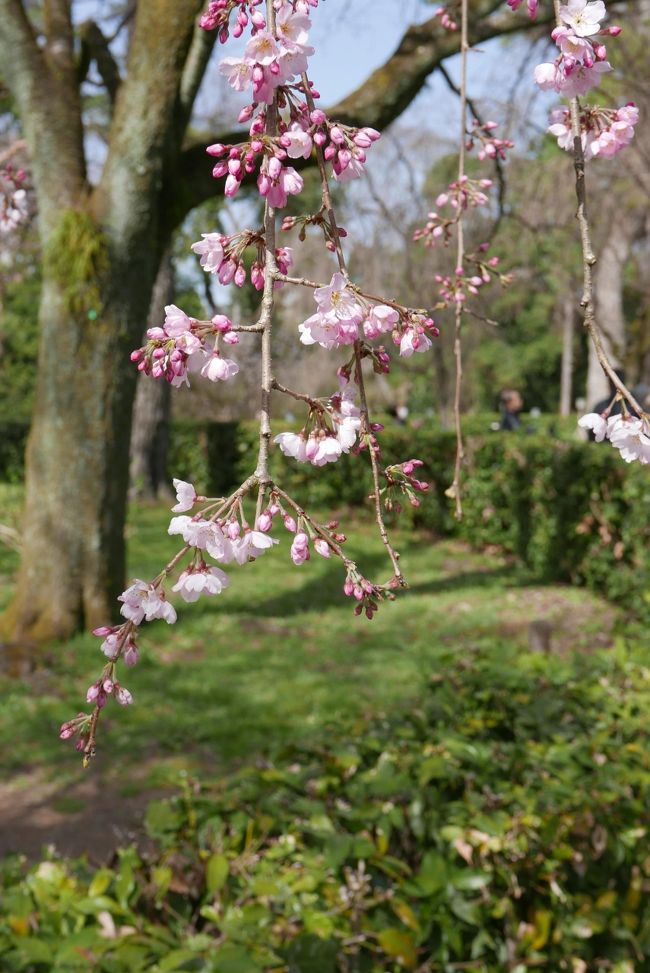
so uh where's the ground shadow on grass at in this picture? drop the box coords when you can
[213,551,391,618]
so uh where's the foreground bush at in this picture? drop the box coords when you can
[1,639,649,971]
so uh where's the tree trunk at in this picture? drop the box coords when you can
[2,209,160,643]
[559,293,574,416]
[129,250,173,501]
[586,216,634,407]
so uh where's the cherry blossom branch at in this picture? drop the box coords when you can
[300,75,404,585]
[274,270,425,319]
[545,0,646,422]
[271,379,326,411]
[437,61,507,228]
[449,0,469,522]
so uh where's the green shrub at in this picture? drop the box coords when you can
[1,640,649,971]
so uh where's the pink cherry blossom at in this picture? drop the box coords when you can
[399,327,433,358]
[559,0,607,37]
[200,353,240,383]
[219,56,254,92]
[578,412,607,441]
[274,431,307,461]
[282,122,313,160]
[191,233,225,272]
[172,565,230,602]
[232,529,278,564]
[118,580,177,625]
[172,478,197,513]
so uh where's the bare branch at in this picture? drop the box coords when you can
[79,20,122,105]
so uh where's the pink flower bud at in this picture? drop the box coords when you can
[257,511,273,532]
[314,538,331,558]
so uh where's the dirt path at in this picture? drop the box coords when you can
[0,767,169,863]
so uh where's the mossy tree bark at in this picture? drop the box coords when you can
[0,0,554,643]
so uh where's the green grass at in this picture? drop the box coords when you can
[0,490,620,790]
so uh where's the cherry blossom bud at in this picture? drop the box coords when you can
[257,511,273,532]
[116,686,133,706]
[283,514,297,533]
[314,538,331,558]
[124,644,139,667]
[226,521,241,540]
[290,532,310,565]
[59,722,76,740]
[234,263,246,287]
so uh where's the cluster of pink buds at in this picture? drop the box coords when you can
[534,0,617,98]
[434,5,459,31]
[207,138,304,206]
[275,380,362,466]
[383,459,430,511]
[548,103,638,159]
[59,713,94,754]
[520,0,637,160]
[130,305,240,387]
[86,677,133,709]
[393,313,439,358]
[200,0,266,39]
[439,176,493,211]
[413,177,492,248]
[0,165,28,235]
[289,530,332,564]
[306,109,381,184]
[192,230,293,290]
[215,5,315,104]
[466,120,514,161]
[343,570,397,620]
[255,496,345,566]
[422,236,511,310]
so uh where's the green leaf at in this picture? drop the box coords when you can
[205,854,229,894]
[377,929,417,969]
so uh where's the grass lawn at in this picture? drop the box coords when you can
[0,489,619,797]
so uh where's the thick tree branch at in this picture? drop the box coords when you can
[43,0,76,79]
[177,20,218,136]
[78,20,122,105]
[95,0,204,230]
[0,0,86,221]
[0,0,47,113]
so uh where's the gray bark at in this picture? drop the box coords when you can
[559,294,574,416]
[129,251,174,501]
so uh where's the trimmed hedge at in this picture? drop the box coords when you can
[2,639,650,971]
[2,419,648,616]
[165,420,650,617]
